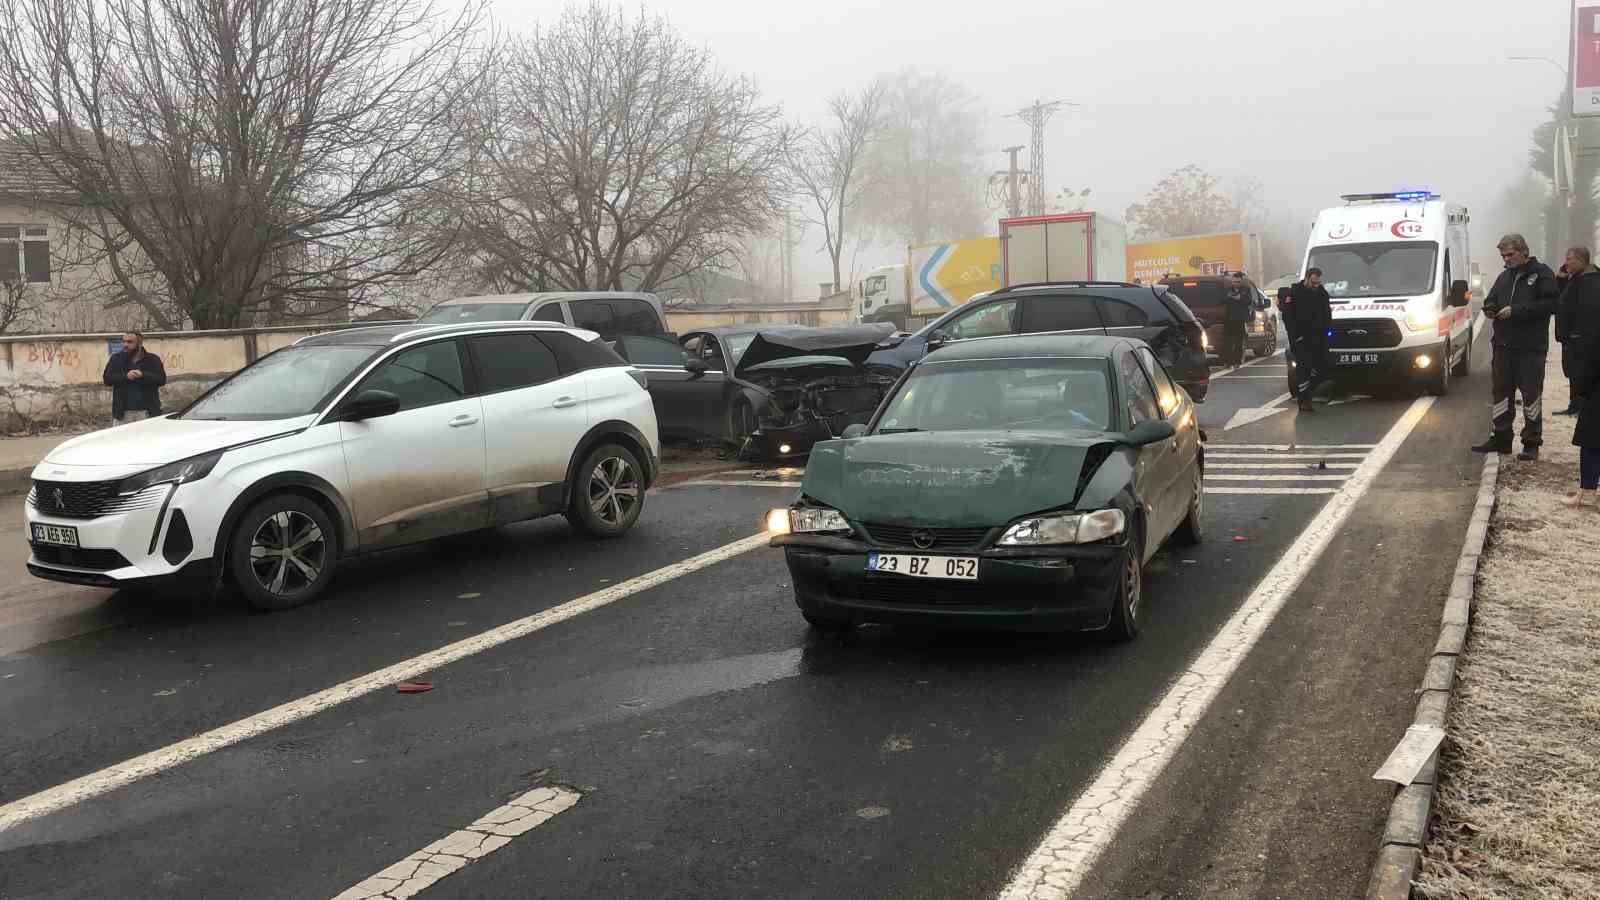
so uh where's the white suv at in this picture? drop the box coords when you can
[25,322,660,610]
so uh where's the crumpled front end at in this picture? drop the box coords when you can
[739,372,895,461]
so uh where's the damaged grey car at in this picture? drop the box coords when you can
[610,324,898,461]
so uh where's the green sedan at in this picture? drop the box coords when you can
[767,333,1204,640]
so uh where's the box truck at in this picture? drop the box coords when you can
[1125,231,1265,285]
[853,237,1003,330]
[999,213,1127,286]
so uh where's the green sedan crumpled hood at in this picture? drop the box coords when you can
[801,430,1116,528]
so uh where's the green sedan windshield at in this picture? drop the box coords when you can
[877,358,1112,433]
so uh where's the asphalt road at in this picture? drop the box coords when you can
[0,325,1494,900]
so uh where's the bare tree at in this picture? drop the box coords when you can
[0,0,492,329]
[432,3,790,295]
[790,81,884,294]
[0,279,37,333]
[861,70,989,245]
[1125,165,1245,241]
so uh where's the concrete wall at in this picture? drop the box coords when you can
[0,306,854,426]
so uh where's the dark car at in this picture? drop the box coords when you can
[1157,275,1278,360]
[611,324,897,461]
[864,281,1211,402]
[417,292,668,341]
[769,333,1204,640]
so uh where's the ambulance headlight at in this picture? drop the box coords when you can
[1405,308,1435,332]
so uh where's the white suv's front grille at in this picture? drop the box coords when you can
[27,481,166,519]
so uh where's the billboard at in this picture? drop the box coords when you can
[1576,3,1600,117]
[1125,232,1247,285]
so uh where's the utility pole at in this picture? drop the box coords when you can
[1001,145,1025,218]
[780,210,795,303]
[1008,99,1077,216]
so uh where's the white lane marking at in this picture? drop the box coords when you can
[1221,391,1295,431]
[1206,444,1376,450]
[1206,463,1359,470]
[687,481,802,488]
[0,533,770,834]
[333,786,580,900]
[1212,375,1284,379]
[1207,474,1349,482]
[1472,311,1485,336]
[1204,486,1337,495]
[1210,452,1368,460]
[1000,397,1435,899]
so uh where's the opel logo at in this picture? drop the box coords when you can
[911,530,936,550]
[52,487,64,509]
[1349,329,1369,336]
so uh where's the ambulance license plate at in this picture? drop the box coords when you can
[1336,353,1380,366]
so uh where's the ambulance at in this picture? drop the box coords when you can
[1293,191,1476,396]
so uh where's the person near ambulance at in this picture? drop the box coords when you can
[1222,272,1253,367]
[1284,268,1332,412]
[1556,245,1600,417]
[1472,234,1559,461]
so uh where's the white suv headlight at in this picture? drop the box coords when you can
[116,449,224,496]
[999,509,1126,546]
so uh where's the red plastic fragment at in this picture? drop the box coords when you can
[397,681,434,694]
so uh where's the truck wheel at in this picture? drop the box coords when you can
[1451,325,1472,376]
[1426,340,1451,397]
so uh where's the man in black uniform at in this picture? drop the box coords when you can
[1285,268,1332,411]
[1556,245,1600,416]
[1221,272,1253,367]
[1472,234,1559,460]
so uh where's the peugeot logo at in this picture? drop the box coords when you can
[52,487,64,509]
[911,530,936,550]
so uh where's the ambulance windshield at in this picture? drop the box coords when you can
[1307,241,1438,300]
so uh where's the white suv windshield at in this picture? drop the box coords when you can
[179,346,377,421]
[1307,241,1438,299]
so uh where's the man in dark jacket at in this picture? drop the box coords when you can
[102,331,167,423]
[1221,272,1253,367]
[1472,234,1560,460]
[1284,268,1332,411]
[1556,246,1600,416]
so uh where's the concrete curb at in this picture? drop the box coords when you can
[1364,452,1500,900]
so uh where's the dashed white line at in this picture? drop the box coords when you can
[1210,452,1368,460]
[1204,486,1337,495]
[1208,444,1377,450]
[1206,463,1359,470]
[999,397,1435,899]
[1208,473,1349,482]
[333,786,581,900]
[0,533,770,834]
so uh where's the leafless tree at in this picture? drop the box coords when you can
[0,0,492,329]
[432,3,791,295]
[0,279,37,333]
[789,81,884,294]
[861,70,989,245]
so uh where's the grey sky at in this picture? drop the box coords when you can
[496,0,1571,288]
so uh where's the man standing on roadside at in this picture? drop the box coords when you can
[1285,268,1332,411]
[1472,234,1559,460]
[1556,246,1600,417]
[102,331,167,425]
[1222,272,1253,367]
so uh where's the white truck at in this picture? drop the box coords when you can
[853,237,1003,331]
[999,212,1128,286]
[1294,190,1475,396]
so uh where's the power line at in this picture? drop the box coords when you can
[1008,99,1077,215]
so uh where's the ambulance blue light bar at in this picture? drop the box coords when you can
[1341,191,1438,203]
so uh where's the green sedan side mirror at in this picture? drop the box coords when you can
[841,424,869,439]
[1123,420,1176,446]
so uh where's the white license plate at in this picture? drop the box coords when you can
[1336,352,1380,365]
[31,523,79,548]
[867,552,979,581]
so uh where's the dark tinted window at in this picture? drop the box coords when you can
[1118,350,1160,424]
[468,333,561,392]
[361,341,467,411]
[1097,299,1149,328]
[1136,347,1180,416]
[540,330,626,373]
[615,334,688,366]
[530,302,566,323]
[611,299,664,334]
[1162,281,1229,316]
[1021,296,1104,333]
[944,299,1018,341]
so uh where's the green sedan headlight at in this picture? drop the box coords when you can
[789,505,850,534]
[116,450,224,496]
[998,509,1126,546]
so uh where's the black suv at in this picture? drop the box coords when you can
[864,282,1211,401]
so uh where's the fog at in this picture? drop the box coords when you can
[495,0,1567,288]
